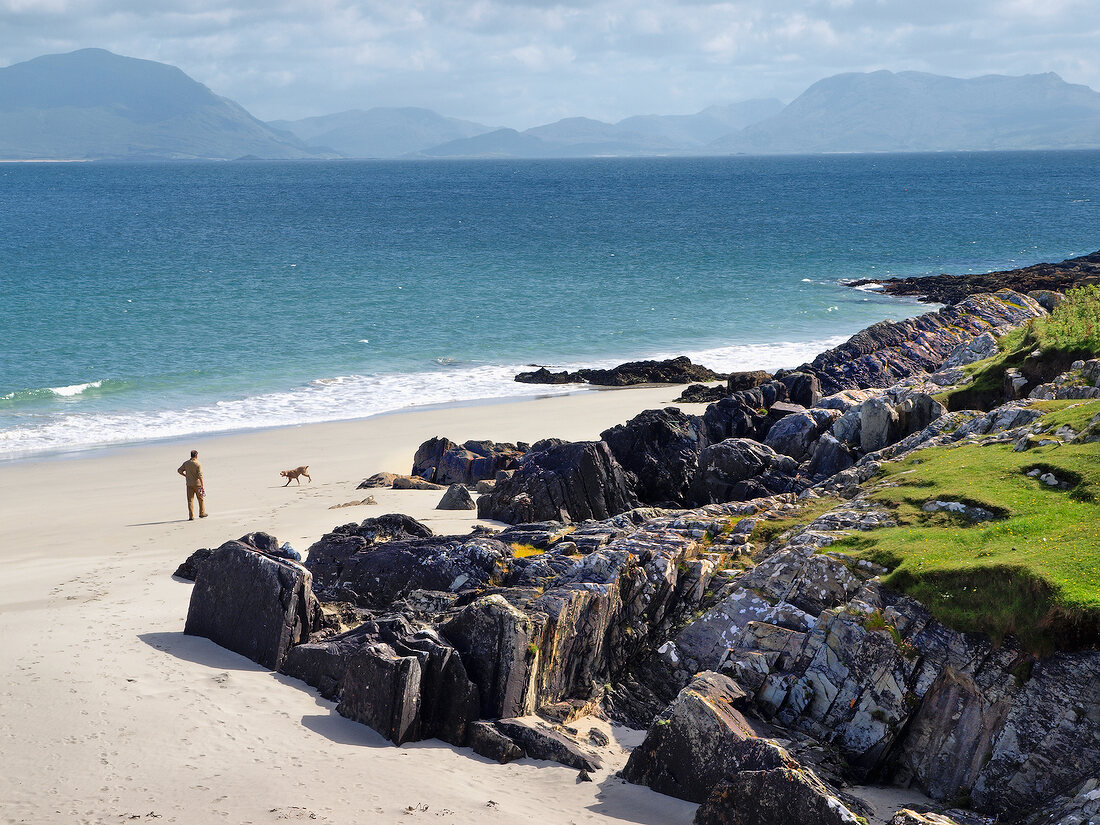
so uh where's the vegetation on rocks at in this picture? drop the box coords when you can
[836,429,1100,652]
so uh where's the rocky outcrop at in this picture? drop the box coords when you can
[848,251,1100,306]
[184,541,320,670]
[622,671,757,802]
[437,483,476,510]
[794,290,1047,394]
[411,437,526,485]
[695,765,864,825]
[693,439,803,503]
[601,407,708,505]
[515,356,725,386]
[477,440,640,523]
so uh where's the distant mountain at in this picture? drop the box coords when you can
[0,49,322,161]
[268,107,495,158]
[711,71,1100,154]
[419,102,784,159]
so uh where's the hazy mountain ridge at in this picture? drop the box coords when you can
[3,49,1100,160]
[712,70,1100,154]
[0,49,323,160]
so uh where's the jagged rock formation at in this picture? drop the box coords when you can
[412,437,527,485]
[515,356,725,386]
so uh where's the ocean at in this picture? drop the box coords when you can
[2,151,1098,460]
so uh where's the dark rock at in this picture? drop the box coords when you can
[303,514,434,598]
[702,381,790,446]
[412,437,526,485]
[443,594,544,719]
[896,393,947,438]
[778,372,823,407]
[237,531,281,554]
[601,407,707,505]
[477,441,640,524]
[184,541,319,671]
[494,521,572,550]
[728,370,773,393]
[337,642,423,745]
[622,671,761,802]
[514,366,577,384]
[802,433,855,480]
[467,720,525,763]
[437,483,476,510]
[693,438,801,504]
[764,410,834,462]
[495,717,602,771]
[173,546,214,580]
[695,766,864,825]
[847,251,1100,306]
[321,535,513,610]
[675,383,730,403]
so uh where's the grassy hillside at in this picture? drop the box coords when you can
[835,402,1100,653]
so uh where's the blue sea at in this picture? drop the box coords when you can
[1,151,1098,460]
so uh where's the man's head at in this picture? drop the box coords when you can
[190,449,198,459]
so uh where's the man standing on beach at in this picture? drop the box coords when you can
[177,449,208,520]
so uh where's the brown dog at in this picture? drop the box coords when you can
[280,465,311,486]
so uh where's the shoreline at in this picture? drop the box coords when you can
[0,384,712,824]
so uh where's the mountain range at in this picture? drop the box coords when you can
[3,48,1100,161]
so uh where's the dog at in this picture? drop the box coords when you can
[280,465,311,486]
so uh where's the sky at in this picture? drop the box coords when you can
[1,0,1099,128]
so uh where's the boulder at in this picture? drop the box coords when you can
[514,366,576,384]
[412,437,526,485]
[702,381,789,445]
[337,642,423,745]
[173,547,214,581]
[392,475,446,491]
[693,438,801,504]
[358,471,399,489]
[622,671,760,802]
[765,410,836,462]
[896,393,947,438]
[495,716,602,771]
[467,720,525,763]
[860,396,900,453]
[802,433,854,481]
[695,766,864,825]
[516,356,724,387]
[476,440,640,524]
[184,541,319,671]
[727,370,773,393]
[601,407,707,505]
[941,331,999,369]
[303,514,434,598]
[443,594,543,719]
[437,483,476,510]
[778,371,823,407]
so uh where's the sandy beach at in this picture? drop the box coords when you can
[0,386,709,825]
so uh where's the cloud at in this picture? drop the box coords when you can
[0,0,1098,127]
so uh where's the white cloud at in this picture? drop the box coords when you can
[0,0,1098,127]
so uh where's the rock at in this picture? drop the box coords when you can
[514,366,576,384]
[728,370,773,393]
[475,479,496,494]
[703,381,790,445]
[832,407,863,447]
[802,433,854,481]
[861,396,900,453]
[1004,367,1029,400]
[467,720,525,763]
[676,383,731,403]
[765,410,835,462]
[693,438,801,504]
[622,671,760,802]
[778,371,823,407]
[333,620,481,747]
[1027,289,1066,312]
[516,356,724,387]
[329,497,377,509]
[358,471,399,489]
[412,437,526,486]
[896,394,946,438]
[392,475,446,491]
[921,500,996,522]
[476,440,640,524]
[601,407,707,506]
[184,541,319,671]
[316,535,513,610]
[303,514,434,599]
[889,811,963,825]
[495,716,602,771]
[437,483,476,510]
[942,331,999,369]
[443,594,542,719]
[695,765,864,825]
[173,546,214,580]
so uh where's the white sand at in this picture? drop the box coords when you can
[0,387,705,825]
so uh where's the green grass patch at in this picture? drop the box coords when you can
[748,496,842,548]
[939,287,1100,411]
[1031,398,1100,436]
[833,440,1100,653]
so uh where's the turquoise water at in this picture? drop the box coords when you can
[1,152,1098,459]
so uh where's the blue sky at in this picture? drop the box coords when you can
[1,0,1098,126]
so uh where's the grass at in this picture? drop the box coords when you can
[748,496,842,548]
[1030,398,1100,438]
[939,286,1100,411]
[833,439,1100,653]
